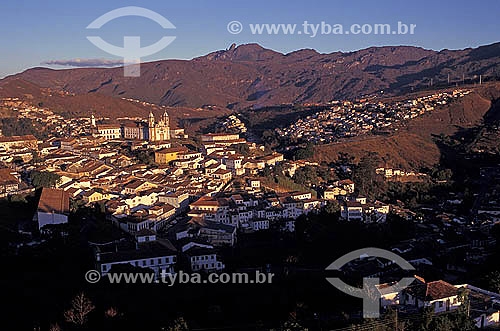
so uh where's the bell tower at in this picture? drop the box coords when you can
[148,111,155,126]
[162,110,169,127]
[148,111,155,141]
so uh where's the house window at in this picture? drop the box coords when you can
[439,301,443,308]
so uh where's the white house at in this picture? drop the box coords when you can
[96,231,177,279]
[401,280,462,313]
[184,246,225,272]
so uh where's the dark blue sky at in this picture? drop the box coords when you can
[1,0,499,78]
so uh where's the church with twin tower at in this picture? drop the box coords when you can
[92,110,170,141]
[148,110,170,141]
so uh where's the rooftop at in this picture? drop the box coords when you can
[37,188,70,214]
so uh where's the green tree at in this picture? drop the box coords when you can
[10,194,27,203]
[409,298,476,331]
[234,143,250,156]
[135,150,154,165]
[293,166,318,185]
[30,170,61,188]
[294,143,314,160]
[1,118,39,137]
[31,151,42,165]
[262,129,279,147]
[434,168,453,181]
[262,165,272,177]
[352,152,384,198]
[324,200,340,214]
[338,151,355,166]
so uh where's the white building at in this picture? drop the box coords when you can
[96,124,121,140]
[96,230,177,279]
[183,244,225,272]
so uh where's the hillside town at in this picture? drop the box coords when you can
[0,108,334,276]
[1,86,500,330]
[2,0,500,328]
[277,89,471,143]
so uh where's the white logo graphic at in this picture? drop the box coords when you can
[326,247,415,318]
[227,20,243,34]
[86,6,176,77]
[85,269,101,283]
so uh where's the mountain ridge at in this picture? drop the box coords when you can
[4,42,500,109]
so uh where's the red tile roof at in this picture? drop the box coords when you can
[37,188,70,214]
[0,135,37,143]
[406,280,458,301]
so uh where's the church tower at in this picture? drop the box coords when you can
[148,111,155,141]
[161,110,169,128]
[148,111,155,127]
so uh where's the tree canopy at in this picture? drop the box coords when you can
[30,170,61,188]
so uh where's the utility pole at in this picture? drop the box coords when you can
[395,309,399,331]
[430,78,433,87]
[462,73,465,85]
[447,73,450,84]
[479,75,482,85]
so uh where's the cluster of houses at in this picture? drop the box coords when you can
[0,167,29,198]
[0,109,331,278]
[0,98,93,138]
[322,179,390,222]
[216,114,247,133]
[3,90,500,327]
[277,89,471,143]
[0,134,38,163]
[186,190,322,233]
[283,160,320,177]
[375,167,428,181]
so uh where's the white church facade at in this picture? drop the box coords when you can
[92,111,170,142]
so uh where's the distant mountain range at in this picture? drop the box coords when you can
[3,42,500,109]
